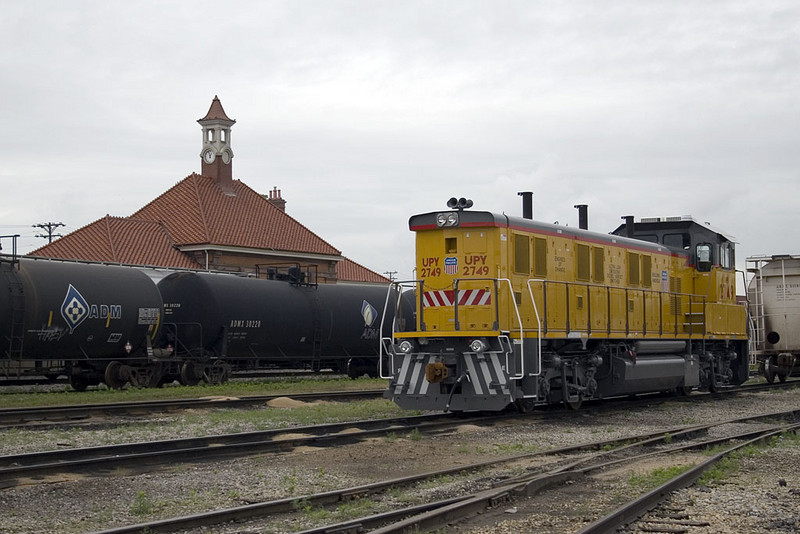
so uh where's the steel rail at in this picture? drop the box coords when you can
[86,408,800,534]
[0,389,385,426]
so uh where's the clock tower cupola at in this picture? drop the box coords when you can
[198,96,236,191]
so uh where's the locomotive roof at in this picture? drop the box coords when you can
[409,210,681,256]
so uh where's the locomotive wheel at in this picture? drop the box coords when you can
[104,361,128,389]
[565,397,583,410]
[180,361,201,386]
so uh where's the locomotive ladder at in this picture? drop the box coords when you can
[0,261,25,361]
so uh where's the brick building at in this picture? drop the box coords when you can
[31,97,388,285]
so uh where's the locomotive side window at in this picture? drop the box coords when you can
[720,242,732,270]
[641,255,652,287]
[513,234,530,274]
[628,252,640,286]
[576,244,590,281]
[445,237,457,254]
[534,237,547,277]
[663,233,690,249]
[696,243,712,272]
[593,247,604,282]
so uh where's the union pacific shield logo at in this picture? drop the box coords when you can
[444,257,458,275]
[61,284,89,333]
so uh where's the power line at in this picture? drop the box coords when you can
[33,222,65,243]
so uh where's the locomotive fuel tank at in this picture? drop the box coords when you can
[156,271,395,372]
[0,258,163,364]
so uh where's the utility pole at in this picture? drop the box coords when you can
[33,222,65,243]
[383,270,397,281]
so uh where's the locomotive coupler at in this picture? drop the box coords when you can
[425,361,449,383]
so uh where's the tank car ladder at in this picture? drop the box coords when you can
[0,256,25,362]
[746,256,768,357]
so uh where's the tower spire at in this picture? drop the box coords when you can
[198,96,236,191]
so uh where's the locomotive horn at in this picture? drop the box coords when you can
[447,197,473,210]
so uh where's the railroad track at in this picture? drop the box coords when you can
[0,411,495,490]
[84,407,800,534]
[0,389,385,427]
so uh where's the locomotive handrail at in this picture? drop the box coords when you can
[525,279,544,379]
[497,278,525,379]
[526,279,708,339]
[452,277,525,379]
[378,280,418,380]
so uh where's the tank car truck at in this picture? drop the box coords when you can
[747,255,800,382]
[380,196,749,412]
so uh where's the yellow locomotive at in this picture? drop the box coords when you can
[380,195,749,412]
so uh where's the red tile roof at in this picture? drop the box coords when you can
[31,215,199,268]
[338,258,391,284]
[130,173,341,255]
[199,95,234,122]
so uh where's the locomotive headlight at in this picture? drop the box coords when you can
[397,340,415,354]
[469,339,487,353]
[435,212,459,227]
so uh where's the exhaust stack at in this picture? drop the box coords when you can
[622,215,635,238]
[574,204,588,230]
[518,191,533,220]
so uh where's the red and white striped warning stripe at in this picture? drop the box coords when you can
[422,289,492,307]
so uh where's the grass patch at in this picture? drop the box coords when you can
[698,430,800,486]
[628,464,694,491]
[0,376,390,409]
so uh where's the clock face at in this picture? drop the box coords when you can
[203,149,216,164]
[222,149,232,164]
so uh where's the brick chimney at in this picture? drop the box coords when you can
[266,187,286,211]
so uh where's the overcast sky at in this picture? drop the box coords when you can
[2,1,798,284]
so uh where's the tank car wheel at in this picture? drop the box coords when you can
[764,357,778,384]
[180,361,201,386]
[204,360,231,385]
[69,372,89,392]
[130,365,162,388]
[104,361,128,389]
